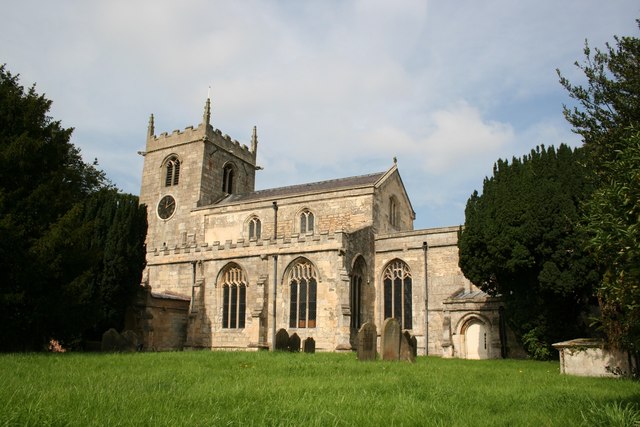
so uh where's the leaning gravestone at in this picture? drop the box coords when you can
[121,330,140,352]
[289,333,301,352]
[357,322,377,361]
[275,329,289,351]
[403,331,418,359]
[400,332,416,363]
[303,337,316,353]
[381,318,401,361]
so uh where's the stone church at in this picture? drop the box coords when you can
[133,99,507,359]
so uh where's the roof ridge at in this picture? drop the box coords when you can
[216,170,388,205]
[250,170,386,195]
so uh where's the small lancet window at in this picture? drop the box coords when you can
[222,163,235,194]
[248,216,261,240]
[389,196,398,227]
[300,209,314,234]
[165,157,180,186]
[350,257,366,330]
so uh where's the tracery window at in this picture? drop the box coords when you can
[221,264,247,329]
[300,209,314,234]
[288,260,317,328]
[222,163,235,194]
[248,216,261,240]
[165,156,180,186]
[383,260,412,329]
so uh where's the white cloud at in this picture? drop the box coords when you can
[1,0,638,228]
[421,102,515,174]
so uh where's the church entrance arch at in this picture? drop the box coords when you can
[462,317,489,359]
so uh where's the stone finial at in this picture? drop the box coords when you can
[147,114,155,138]
[203,97,211,127]
[393,156,397,165]
[251,125,258,153]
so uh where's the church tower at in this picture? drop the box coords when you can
[139,98,259,251]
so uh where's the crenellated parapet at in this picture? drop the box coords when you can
[147,229,348,262]
[144,97,257,164]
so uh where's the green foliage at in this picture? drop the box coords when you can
[33,190,148,342]
[559,22,640,355]
[581,400,640,427]
[0,65,146,350]
[0,352,637,426]
[558,21,640,171]
[581,132,640,355]
[459,144,599,359]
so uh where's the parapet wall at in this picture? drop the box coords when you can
[146,122,255,163]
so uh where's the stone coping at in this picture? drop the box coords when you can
[552,338,602,349]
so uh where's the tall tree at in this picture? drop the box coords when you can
[0,65,146,350]
[458,145,599,359]
[33,189,147,343]
[558,21,640,173]
[559,23,640,357]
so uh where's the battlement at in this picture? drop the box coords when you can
[148,229,346,261]
[145,122,255,162]
[146,122,207,153]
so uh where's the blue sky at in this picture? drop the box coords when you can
[2,1,638,229]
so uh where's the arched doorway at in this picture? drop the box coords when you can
[464,319,489,359]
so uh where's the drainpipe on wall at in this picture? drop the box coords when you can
[271,201,279,350]
[422,241,429,356]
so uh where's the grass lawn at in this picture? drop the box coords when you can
[0,351,638,426]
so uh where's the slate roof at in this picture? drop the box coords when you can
[218,171,387,205]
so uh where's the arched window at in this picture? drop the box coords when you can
[300,209,314,234]
[350,257,366,330]
[221,264,247,329]
[248,216,261,240]
[389,196,398,227]
[222,163,235,194]
[288,259,317,328]
[165,156,180,186]
[383,260,412,329]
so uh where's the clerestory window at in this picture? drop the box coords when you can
[221,265,247,329]
[248,216,261,240]
[300,209,314,234]
[383,260,412,329]
[165,156,180,186]
[288,260,317,328]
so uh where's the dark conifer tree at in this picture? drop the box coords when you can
[458,145,599,359]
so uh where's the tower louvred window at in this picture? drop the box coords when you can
[165,157,180,186]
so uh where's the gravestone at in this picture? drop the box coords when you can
[381,318,400,361]
[403,331,417,359]
[303,337,316,353]
[121,330,140,352]
[357,322,377,361]
[400,332,416,363]
[275,329,289,351]
[289,333,301,352]
[101,328,126,352]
